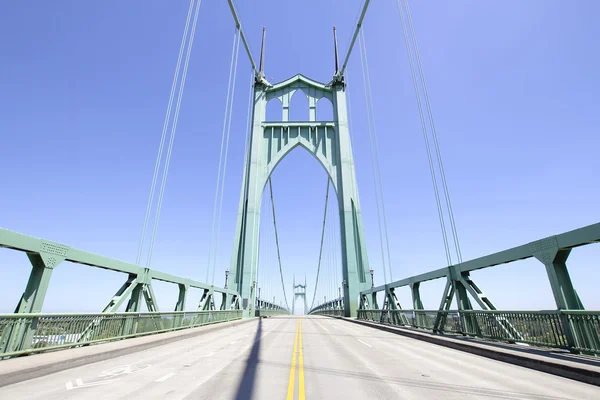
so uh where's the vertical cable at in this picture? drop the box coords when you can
[211,28,241,285]
[146,0,202,267]
[136,0,195,266]
[403,0,462,262]
[396,0,453,266]
[205,28,240,281]
[360,29,395,281]
[358,31,388,284]
[310,179,331,310]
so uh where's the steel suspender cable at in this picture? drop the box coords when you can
[310,179,330,310]
[268,178,290,310]
[396,0,456,265]
[206,28,240,282]
[211,28,241,285]
[397,0,462,265]
[403,0,462,263]
[146,0,202,267]
[137,0,195,266]
[360,29,395,282]
[358,31,388,284]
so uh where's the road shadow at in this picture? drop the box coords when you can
[233,317,263,400]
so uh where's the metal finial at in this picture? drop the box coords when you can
[259,27,266,75]
[333,26,339,74]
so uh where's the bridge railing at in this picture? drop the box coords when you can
[255,297,290,316]
[308,297,344,316]
[0,310,242,358]
[358,222,600,354]
[358,309,600,354]
[0,227,243,355]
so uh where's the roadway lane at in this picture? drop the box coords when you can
[0,316,599,399]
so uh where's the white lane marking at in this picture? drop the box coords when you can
[99,364,151,378]
[65,378,120,390]
[357,339,372,348]
[230,341,238,344]
[321,325,330,333]
[155,372,176,382]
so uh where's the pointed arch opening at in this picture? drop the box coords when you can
[316,97,334,121]
[289,89,309,121]
[266,97,282,121]
[257,145,343,315]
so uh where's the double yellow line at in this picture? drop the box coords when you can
[286,318,305,400]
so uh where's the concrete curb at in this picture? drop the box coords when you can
[343,318,600,387]
[0,318,255,388]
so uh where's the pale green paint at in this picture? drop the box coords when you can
[229,74,372,318]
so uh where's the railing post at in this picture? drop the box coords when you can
[174,284,188,328]
[411,282,425,329]
[2,251,63,353]
[121,283,143,336]
[533,244,600,353]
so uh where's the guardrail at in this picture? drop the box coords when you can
[308,297,344,316]
[358,309,600,354]
[255,298,290,316]
[256,310,289,317]
[311,309,344,317]
[0,310,242,358]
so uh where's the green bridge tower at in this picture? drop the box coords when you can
[228,30,372,318]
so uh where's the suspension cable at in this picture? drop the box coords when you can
[146,0,202,267]
[310,179,330,310]
[360,29,395,282]
[396,0,452,266]
[205,28,240,282]
[403,0,462,263]
[136,0,195,266]
[211,28,241,285]
[268,178,290,310]
[358,31,388,284]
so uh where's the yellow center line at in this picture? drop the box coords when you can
[298,318,305,400]
[286,319,300,400]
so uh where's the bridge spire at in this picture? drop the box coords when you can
[333,26,339,74]
[259,27,266,78]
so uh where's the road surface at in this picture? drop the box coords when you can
[0,316,598,399]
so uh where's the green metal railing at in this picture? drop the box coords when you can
[308,297,344,316]
[357,309,600,354]
[0,310,242,358]
[311,309,344,317]
[255,310,290,317]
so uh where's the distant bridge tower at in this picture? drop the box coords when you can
[292,275,308,315]
[229,29,371,317]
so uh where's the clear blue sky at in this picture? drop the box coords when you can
[1,0,598,313]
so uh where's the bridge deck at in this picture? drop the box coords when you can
[1,316,598,399]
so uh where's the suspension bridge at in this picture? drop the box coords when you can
[1,1,599,399]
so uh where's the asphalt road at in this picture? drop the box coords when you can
[0,316,598,399]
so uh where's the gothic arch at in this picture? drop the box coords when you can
[260,125,339,195]
[229,73,371,318]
